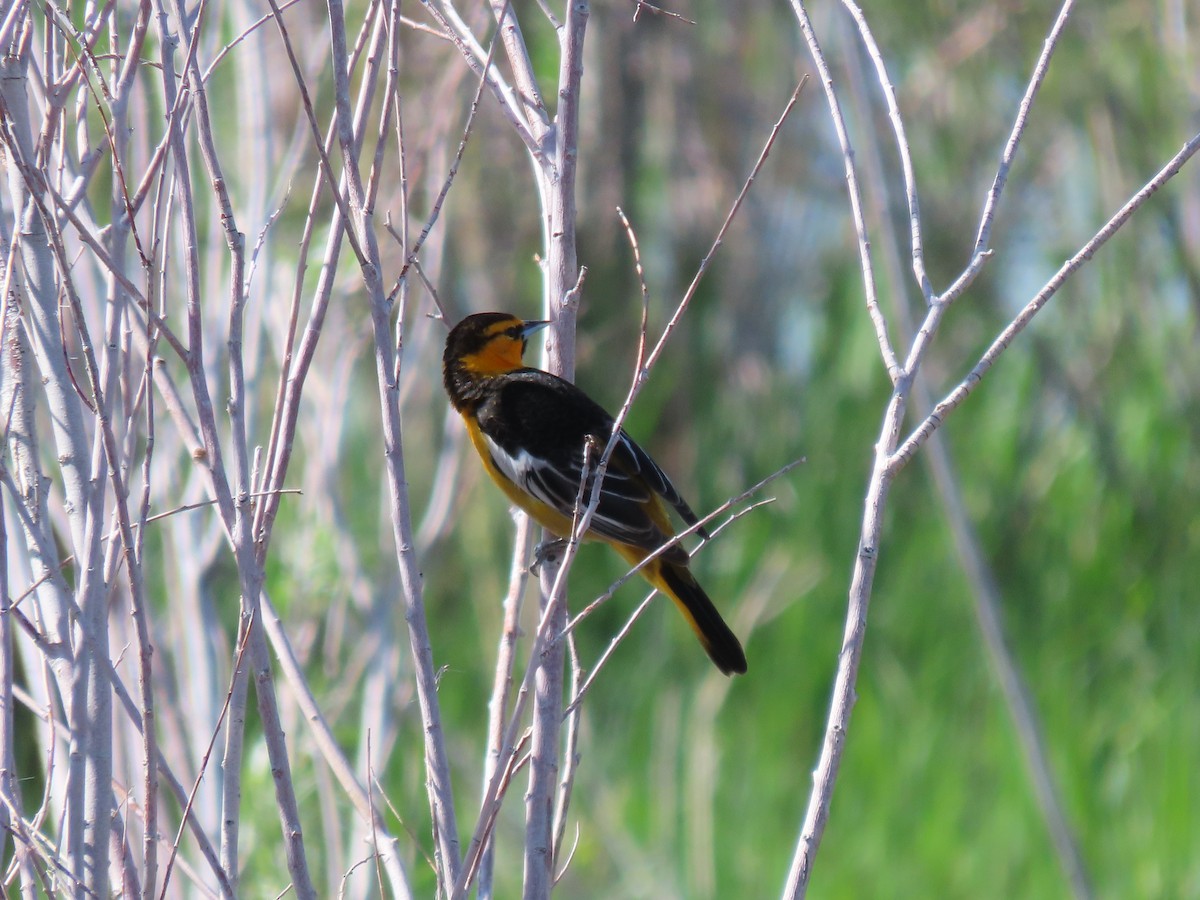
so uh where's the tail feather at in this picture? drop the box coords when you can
[651,558,748,676]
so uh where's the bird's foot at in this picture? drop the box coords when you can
[530,539,569,575]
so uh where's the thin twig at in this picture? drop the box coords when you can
[641,78,808,378]
[631,0,696,26]
[261,592,413,898]
[159,618,255,900]
[559,468,797,665]
[843,36,1094,895]
[264,0,366,265]
[786,7,901,379]
[892,129,1200,471]
[837,0,930,301]
[326,0,465,884]
[477,513,534,900]
[962,0,1077,293]
[551,634,583,876]
[394,1,507,284]
[417,0,542,157]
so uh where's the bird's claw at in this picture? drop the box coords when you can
[530,539,568,575]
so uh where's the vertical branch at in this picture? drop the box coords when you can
[1,237,71,898]
[0,34,112,896]
[97,9,160,891]
[550,634,582,878]
[526,564,566,899]
[252,0,384,559]
[146,0,293,891]
[148,0,234,536]
[842,36,1094,896]
[784,0,898,379]
[0,323,33,895]
[325,0,464,886]
[0,32,86,665]
[173,0,319,887]
[0,224,74,681]
[783,0,1200,893]
[143,0,316,892]
[477,512,533,900]
[524,3,588,898]
[781,400,900,900]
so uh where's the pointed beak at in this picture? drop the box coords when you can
[520,320,551,338]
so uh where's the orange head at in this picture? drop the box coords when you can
[443,312,550,410]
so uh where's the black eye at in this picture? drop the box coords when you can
[508,327,523,339]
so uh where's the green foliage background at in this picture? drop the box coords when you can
[314,1,1200,897]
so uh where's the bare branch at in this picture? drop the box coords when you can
[327,0,464,884]
[396,4,506,284]
[892,129,1200,472]
[787,4,901,379]
[836,0,930,302]
[523,2,590,895]
[477,513,534,900]
[486,0,549,140]
[963,0,1077,292]
[641,78,808,377]
[418,0,543,158]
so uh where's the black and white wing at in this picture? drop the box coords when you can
[474,370,706,553]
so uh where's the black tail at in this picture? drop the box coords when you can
[659,562,747,675]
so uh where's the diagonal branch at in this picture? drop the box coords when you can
[486,0,550,141]
[419,0,544,158]
[787,1,900,380]
[891,129,1200,472]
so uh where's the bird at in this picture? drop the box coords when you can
[442,311,747,675]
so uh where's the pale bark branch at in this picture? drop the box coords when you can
[326,0,464,885]
[782,0,1200,890]
[786,2,900,380]
[522,1,589,892]
[892,130,1200,472]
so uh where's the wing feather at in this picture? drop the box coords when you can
[475,370,707,552]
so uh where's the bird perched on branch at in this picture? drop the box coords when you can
[442,311,747,675]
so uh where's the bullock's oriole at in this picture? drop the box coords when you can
[442,312,747,675]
